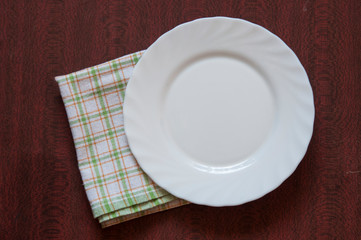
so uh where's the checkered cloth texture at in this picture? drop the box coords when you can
[55,50,187,228]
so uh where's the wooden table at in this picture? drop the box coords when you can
[1,0,360,239]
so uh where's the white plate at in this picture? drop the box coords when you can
[124,17,314,206]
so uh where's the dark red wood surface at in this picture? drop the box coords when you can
[1,0,360,239]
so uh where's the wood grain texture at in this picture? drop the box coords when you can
[0,0,360,239]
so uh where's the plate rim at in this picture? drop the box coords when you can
[124,16,315,206]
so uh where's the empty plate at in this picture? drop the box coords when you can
[124,17,314,206]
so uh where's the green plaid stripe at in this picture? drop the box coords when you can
[100,198,188,228]
[56,50,187,226]
[98,194,178,223]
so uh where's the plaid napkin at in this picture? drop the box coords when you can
[55,50,187,228]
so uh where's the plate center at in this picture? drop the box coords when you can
[164,56,275,167]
